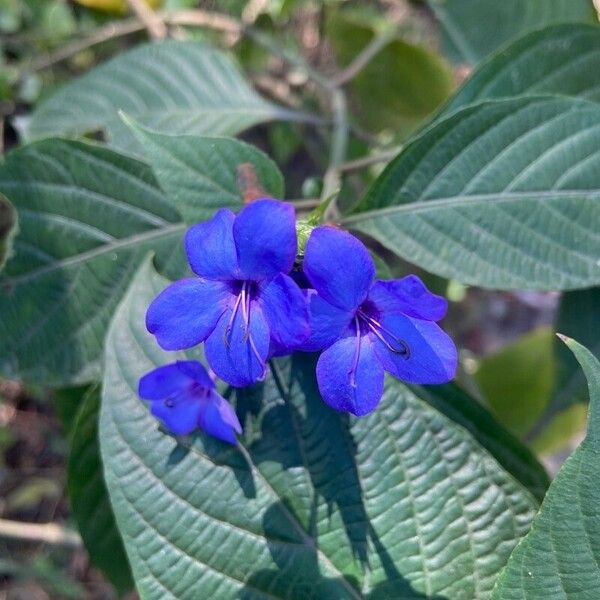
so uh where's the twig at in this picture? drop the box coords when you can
[290,198,321,210]
[338,147,402,173]
[28,8,355,218]
[321,89,349,215]
[0,518,82,547]
[333,2,409,87]
[333,29,396,86]
[242,0,269,24]
[168,9,240,34]
[127,0,167,40]
[29,19,145,71]
[242,26,333,92]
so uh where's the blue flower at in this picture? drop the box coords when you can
[146,199,310,386]
[138,360,242,443]
[300,226,457,416]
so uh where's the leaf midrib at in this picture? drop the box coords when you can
[2,223,186,287]
[117,309,362,599]
[344,189,600,223]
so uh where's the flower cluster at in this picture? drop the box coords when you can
[139,199,456,443]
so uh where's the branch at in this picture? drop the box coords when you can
[29,19,144,71]
[168,9,240,34]
[338,147,402,173]
[333,3,408,87]
[333,29,395,86]
[0,518,82,547]
[321,89,349,217]
[28,8,351,217]
[127,0,167,40]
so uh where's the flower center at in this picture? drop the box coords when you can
[347,301,410,388]
[224,280,264,368]
[163,383,209,408]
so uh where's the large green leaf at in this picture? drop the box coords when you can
[100,259,540,599]
[126,123,285,224]
[418,383,549,502]
[427,0,598,64]
[526,287,600,443]
[24,41,297,155]
[0,194,16,271]
[327,9,454,137]
[475,328,554,438]
[493,337,600,599]
[0,134,280,386]
[0,138,186,386]
[345,96,600,290]
[442,24,600,117]
[68,385,133,593]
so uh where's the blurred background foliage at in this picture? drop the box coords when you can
[1,0,599,597]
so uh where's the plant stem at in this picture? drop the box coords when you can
[321,89,349,215]
[0,518,82,547]
[29,8,361,217]
[333,29,396,86]
[126,0,167,40]
[338,147,402,173]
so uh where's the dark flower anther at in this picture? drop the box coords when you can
[138,361,241,444]
[300,226,457,416]
[146,199,310,387]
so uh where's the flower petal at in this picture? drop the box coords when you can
[303,227,375,311]
[138,360,212,400]
[316,333,384,416]
[258,274,310,355]
[205,298,270,387]
[233,199,297,280]
[146,279,231,351]
[185,209,238,280]
[298,290,352,352]
[150,392,202,436]
[198,391,242,444]
[371,314,457,384]
[368,275,447,321]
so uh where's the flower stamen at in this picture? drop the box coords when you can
[358,311,410,358]
[240,282,266,377]
[349,316,361,388]
[224,290,244,347]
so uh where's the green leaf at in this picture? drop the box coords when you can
[345,96,600,290]
[474,328,555,438]
[0,138,186,386]
[0,193,16,271]
[417,382,549,502]
[442,24,600,117]
[68,385,133,594]
[492,337,600,599]
[54,385,91,436]
[101,259,539,599]
[527,288,600,443]
[530,403,588,456]
[125,121,285,224]
[327,9,454,136]
[427,0,598,65]
[553,288,600,409]
[24,41,298,155]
